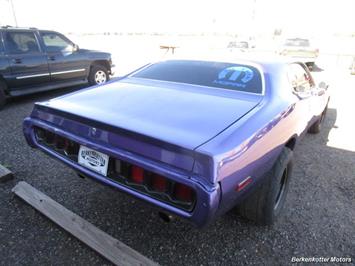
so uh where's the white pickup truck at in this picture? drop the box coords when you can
[278,38,319,69]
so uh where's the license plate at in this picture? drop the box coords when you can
[78,145,109,176]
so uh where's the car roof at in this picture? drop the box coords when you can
[161,52,296,71]
[0,26,38,31]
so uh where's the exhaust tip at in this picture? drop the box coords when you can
[158,212,173,223]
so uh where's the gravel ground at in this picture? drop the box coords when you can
[0,72,354,266]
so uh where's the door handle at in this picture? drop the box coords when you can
[48,56,56,61]
[12,58,22,64]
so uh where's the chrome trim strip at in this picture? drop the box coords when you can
[238,176,252,187]
[51,69,86,75]
[16,68,86,80]
[16,73,50,80]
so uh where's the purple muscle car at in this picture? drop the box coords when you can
[23,58,329,227]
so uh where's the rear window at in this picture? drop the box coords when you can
[132,60,263,94]
[4,31,40,54]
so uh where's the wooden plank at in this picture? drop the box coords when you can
[0,164,13,183]
[12,181,158,266]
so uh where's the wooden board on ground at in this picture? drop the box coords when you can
[0,164,13,183]
[12,181,158,266]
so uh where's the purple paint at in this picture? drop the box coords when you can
[23,59,329,226]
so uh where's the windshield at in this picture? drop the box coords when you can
[132,60,263,94]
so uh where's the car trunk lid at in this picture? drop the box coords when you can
[33,79,262,174]
[38,79,261,149]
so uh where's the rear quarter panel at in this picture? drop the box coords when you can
[195,63,316,215]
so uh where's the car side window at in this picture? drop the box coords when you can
[0,33,4,54]
[41,32,73,52]
[287,64,313,92]
[4,31,40,54]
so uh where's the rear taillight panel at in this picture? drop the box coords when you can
[34,126,196,211]
[34,127,79,160]
[107,159,196,211]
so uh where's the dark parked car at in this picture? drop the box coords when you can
[0,26,114,109]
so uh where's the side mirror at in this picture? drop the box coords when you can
[293,86,311,99]
[318,81,328,90]
[73,44,79,52]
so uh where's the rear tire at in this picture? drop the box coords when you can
[0,81,7,110]
[238,147,293,225]
[88,65,109,86]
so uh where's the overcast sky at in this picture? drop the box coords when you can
[0,0,354,36]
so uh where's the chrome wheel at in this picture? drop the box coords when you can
[94,70,107,84]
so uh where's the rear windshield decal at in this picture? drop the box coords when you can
[214,66,254,88]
